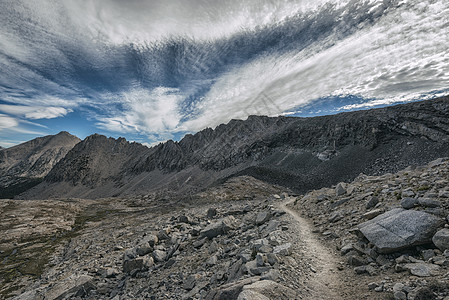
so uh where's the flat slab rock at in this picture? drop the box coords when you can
[358,208,444,253]
[403,263,440,277]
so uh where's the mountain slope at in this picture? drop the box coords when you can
[0,131,81,198]
[22,96,449,199]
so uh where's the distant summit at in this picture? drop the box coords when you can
[15,96,449,199]
[0,131,80,198]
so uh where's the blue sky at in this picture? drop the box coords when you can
[0,0,448,148]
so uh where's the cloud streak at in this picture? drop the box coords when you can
[0,0,448,145]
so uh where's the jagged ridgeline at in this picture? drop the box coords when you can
[5,96,449,199]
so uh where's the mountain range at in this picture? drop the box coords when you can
[2,96,449,200]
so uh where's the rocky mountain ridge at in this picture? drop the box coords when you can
[22,96,449,199]
[0,131,80,198]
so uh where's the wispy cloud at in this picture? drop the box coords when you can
[0,105,72,119]
[0,0,448,145]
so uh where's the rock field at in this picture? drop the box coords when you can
[1,158,449,299]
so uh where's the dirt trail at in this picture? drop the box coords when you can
[279,198,344,300]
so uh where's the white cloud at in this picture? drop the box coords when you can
[180,0,449,132]
[96,87,183,135]
[0,114,19,130]
[0,105,72,119]
[0,114,44,135]
[1,0,448,145]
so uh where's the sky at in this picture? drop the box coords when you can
[0,0,448,148]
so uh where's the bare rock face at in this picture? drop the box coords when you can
[0,131,80,198]
[19,96,449,199]
[358,208,444,253]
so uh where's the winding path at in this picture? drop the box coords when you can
[279,198,344,300]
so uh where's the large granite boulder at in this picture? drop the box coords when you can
[358,208,444,253]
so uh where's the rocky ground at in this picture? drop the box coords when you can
[290,157,449,300]
[1,158,449,299]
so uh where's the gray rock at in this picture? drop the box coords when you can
[104,268,119,278]
[401,189,415,198]
[207,208,217,218]
[335,182,347,196]
[153,249,167,262]
[241,280,297,299]
[264,220,280,233]
[418,198,441,208]
[394,291,407,300]
[358,208,444,253]
[421,249,435,261]
[123,256,154,273]
[432,228,449,251]
[157,228,170,240]
[238,250,252,263]
[439,190,449,198]
[401,197,418,209]
[43,275,94,300]
[136,245,152,256]
[403,262,440,277]
[347,255,368,266]
[237,290,270,300]
[200,216,238,239]
[393,283,404,293]
[273,243,292,256]
[260,269,280,281]
[193,237,207,248]
[178,215,192,224]
[362,209,383,220]
[329,211,343,223]
[256,253,265,267]
[123,248,136,260]
[183,274,197,291]
[251,238,270,252]
[340,243,354,255]
[354,265,377,275]
[366,196,379,209]
[255,211,271,225]
[266,253,278,265]
[144,234,158,247]
[206,255,218,266]
[205,277,260,300]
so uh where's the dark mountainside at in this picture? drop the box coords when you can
[0,131,80,198]
[19,96,449,199]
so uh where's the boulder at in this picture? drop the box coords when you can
[432,228,449,251]
[201,216,239,239]
[400,197,418,209]
[255,211,271,225]
[358,208,444,253]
